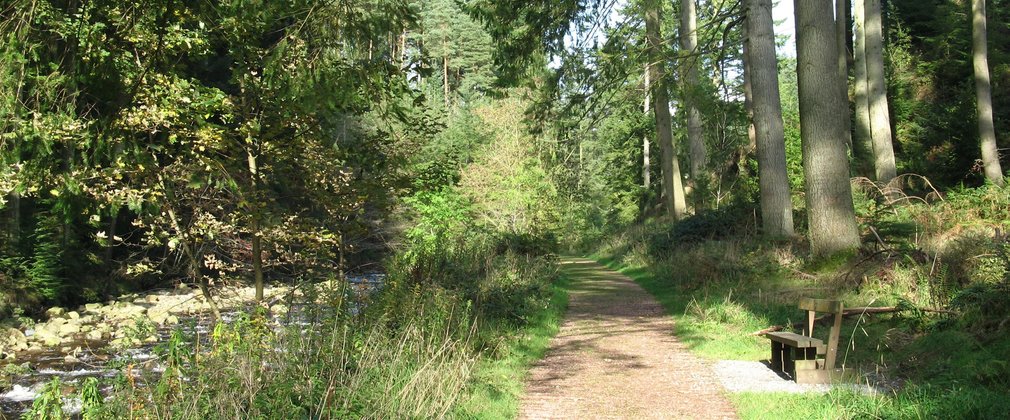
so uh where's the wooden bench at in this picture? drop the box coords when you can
[764,298,843,384]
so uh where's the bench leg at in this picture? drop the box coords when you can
[783,346,795,376]
[771,340,784,372]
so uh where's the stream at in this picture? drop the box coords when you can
[0,274,384,419]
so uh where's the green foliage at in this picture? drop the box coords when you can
[733,385,1010,419]
[79,377,104,420]
[26,212,64,303]
[776,57,806,191]
[648,202,758,252]
[24,377,64,420]
[887,0,1010,186]
[0,362,32,391]
[402,187,474,256]
[95,233,560,418]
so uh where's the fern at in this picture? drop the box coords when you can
[27,212,64,303]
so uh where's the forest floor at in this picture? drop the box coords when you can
[518,257,737,419]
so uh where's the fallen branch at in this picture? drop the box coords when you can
[750,306,957,336]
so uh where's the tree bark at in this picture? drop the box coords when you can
[794,0,861,256]
[836,0,852,150]
[973,0,1005,186]
[400,30,407,66]
[865,0,897,182]
[10,192,20,248]
[853,0,873,172]
[746,0,794,238]
[680,0,707,208]
[443,53,450,109]
[247,144,265,302]
[645,0,687,219]
[643,65,652,189]
[743,27,757,156]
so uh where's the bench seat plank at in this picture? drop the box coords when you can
[765,331,823,348]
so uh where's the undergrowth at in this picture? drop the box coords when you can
[591,183,1010,418]
[63,231,566,419]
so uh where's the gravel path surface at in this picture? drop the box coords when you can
[518,258,737,419]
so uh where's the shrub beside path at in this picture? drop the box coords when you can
[519,257,737,419]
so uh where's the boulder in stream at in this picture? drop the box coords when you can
[44,307,66,319]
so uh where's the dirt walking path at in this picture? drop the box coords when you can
[518,257,737,419]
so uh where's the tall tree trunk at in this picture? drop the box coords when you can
[747,0,794,238]
[836,0,852,150]
[743,27,757,156]
[853,0,873,173]
[680,0,707,208]
[645,0,687,219]
[443,54,450,109]
[794,0,861,255]
[973,0,1005,186]
[865,0,897,182]
[399,30,407,66]
[105,142,124,267]
[643,65,652,189]
[10,192,20,248]
[247,150,265,302]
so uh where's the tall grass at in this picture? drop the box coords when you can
[84,234,562,419]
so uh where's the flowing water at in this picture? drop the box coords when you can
[0,274,384,419]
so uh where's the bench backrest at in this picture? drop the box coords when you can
[798,298,843,370]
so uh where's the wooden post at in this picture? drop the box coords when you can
[825,306,843,369]
[806,310,815,336]
[771,340,784,372]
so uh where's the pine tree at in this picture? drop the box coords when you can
[794,0,861,255]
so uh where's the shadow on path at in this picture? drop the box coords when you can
[518,258,737,419]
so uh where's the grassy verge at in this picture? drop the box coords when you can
[590,186,1010,418]
[34,235,569,419]
[453,272,570,418]
[595,246,1010,418]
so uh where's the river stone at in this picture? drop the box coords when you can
[109,304,147,320]
[6,328,26,345]
[35,323,61,339]
[66,311,80,320]
[85,330,103,341]
[84,303,102,313]
[165,315,179,325]
[149,309,170,325]
[45,307,67,319]
[270,304,288,315]
[58,322,81,337]
[39,333,61,347]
